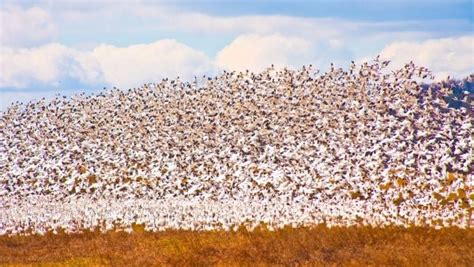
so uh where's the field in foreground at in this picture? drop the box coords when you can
[1,226,473,266]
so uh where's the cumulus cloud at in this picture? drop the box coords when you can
[215,33,354,72]
[216,34,317,72]
[0,5,57,46]
[377,35,474,79]
[0,44,103,88]
[92,40,215,88]
[1,2,472,106]
[2,34,472,95]
[0,39,215,90]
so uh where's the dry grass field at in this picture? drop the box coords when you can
[1,226,473,266]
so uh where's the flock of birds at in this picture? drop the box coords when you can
[0,59,473,235]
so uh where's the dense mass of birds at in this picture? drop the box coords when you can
[1,59,473,235]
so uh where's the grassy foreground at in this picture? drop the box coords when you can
[1,226,473,266]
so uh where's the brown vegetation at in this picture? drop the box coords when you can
[1,226,473,266]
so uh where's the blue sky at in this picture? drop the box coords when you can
[178,0,473,21]
[1,0,473,109]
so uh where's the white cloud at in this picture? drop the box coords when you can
[215,33,355,72]
[159,13,350,39]
[92,40,215,88]
[1,2,472,105]
[377,35,474,79]
[0,39,215,90]
[39,2,350,39]
[0,5,57,46]
[2,34,472,95]
[0,44,103,88]
[0,45,63,87]
[67,50,104,85]
[216,34,316,72]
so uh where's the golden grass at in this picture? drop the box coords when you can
[1,226,473,266]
